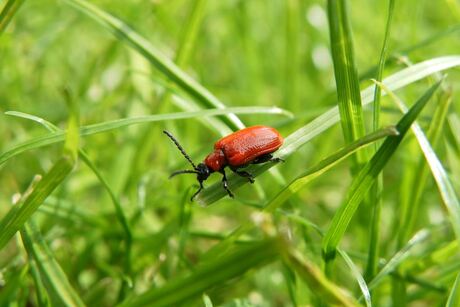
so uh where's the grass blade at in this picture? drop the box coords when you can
[21,218,85,307]
[0,106,289,166]
[65,0,244,131]
[0,0,25,34]
[6,110,134,298]
[376,81,460,245]
[322,80,442,261]
[328,0,367,165]
[0,156,74,250]
[446,273,460,307]
[284,213,372,306]
[284,250,360,307]
[263,126,398,213]
[367,229,430,291]
[117,238,283,307]
[366,0,396,281]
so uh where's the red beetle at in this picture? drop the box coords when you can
[164,125,284,200]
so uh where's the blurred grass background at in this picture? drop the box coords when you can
[0,0,459,306]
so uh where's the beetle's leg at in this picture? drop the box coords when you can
[190,181,204,201]
[230,167,255,183]
[219,169,234,198]
[252,153,284,164]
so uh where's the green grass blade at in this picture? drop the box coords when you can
[0,0,25,34]
[327,0,367,164]
[446,273,460,307]
[63,90,79,164]
[366,0,396,282]
[0,106,290,166]
[0,156,73,250]
[263,126,398,213]
[284,250,360,307]
[21,218,85,307]
[65,0,244,131]
[117,238,283,307]
[6,110,134,298]
[376,81,460,244]
[367,229,430,291]
[338,250,372,307]
[283,213,372,306]
[322,80,442,260]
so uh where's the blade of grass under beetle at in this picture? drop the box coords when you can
[195,56,460,205]
[21,218,85,307]
[0,0,25,34]
[446,273,460,307]
[322,80,442,262]
[375,81,460,245]
[328,0,368,167]
[263,126,398,213]
[196,126,397,207]
[117,238,283,307]
[65,0,244,131]
[0,106,290,166]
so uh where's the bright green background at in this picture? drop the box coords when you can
[1,0,459,306]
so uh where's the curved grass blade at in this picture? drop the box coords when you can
[322,80,442,261]
[21,218,86,307]
[196,56,460,205]
[446,273,460,307]
[366,229,430,292]
[65,0,244,131]
[0,106,290,166]
[283,212,372,307]
[6,110,135,298]
[0,156,74,250]
[263,126,398,213]
[117,238,283,307]
[375,81,460,244]
[0,0,25,34]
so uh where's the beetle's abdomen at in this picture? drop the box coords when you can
[215,126,283,167]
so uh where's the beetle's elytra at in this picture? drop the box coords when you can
[164,125,284,200]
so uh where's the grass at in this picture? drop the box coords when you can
[0,0,459,306]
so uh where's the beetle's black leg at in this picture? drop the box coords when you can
[252,153,284,164]
[220,169,234,198]
[230,167,255,183]
[190,181,204,201]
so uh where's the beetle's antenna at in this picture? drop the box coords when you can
[169,169,198,179]
[163,130,197,169]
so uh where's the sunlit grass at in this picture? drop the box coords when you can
[1,0,459,306]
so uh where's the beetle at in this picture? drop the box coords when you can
[164,125,284,200]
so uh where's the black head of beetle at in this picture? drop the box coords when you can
[163,130,213,200]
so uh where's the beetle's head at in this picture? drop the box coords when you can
[195,163,211,182]
[163,130,213,200]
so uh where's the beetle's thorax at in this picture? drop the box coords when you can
[204,149,227,172]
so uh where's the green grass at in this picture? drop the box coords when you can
[1,0,459,306]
